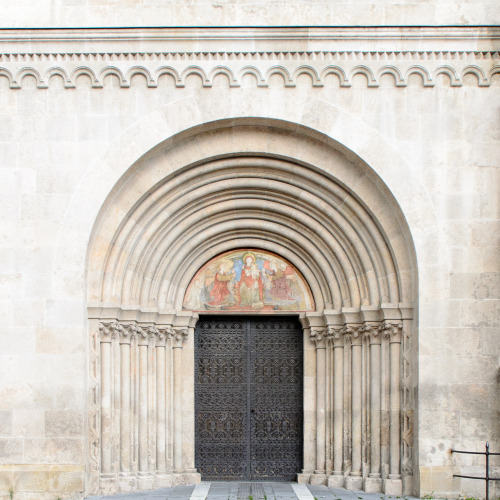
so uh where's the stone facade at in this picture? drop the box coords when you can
[0,3,499,500]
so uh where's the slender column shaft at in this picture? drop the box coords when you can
[138,343,148,473]
[156,344,166,472]
[148,339,156,473]
[316,342,326,473]
[120,341,131,473]
[332,338,344,474]
[369,335,381,477]
[389,332,401,478]
[173,344,183,472]
[100,340,112,475]
[351,335,362,476]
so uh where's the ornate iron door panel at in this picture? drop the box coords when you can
[195,316,303,481]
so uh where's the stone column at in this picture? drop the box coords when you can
[99,323,116,485]
[383,322,403,495]
[172,327,188,476]
[310,327,327,485]
[327,326,345,488]
[155,328,170,485]
[137,326,154,489]
[118,324,135,491]
[345,325,363,490]
[364,324,382,493]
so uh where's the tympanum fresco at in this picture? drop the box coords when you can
[183,249,314,312]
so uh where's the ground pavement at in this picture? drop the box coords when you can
[85,482,419,500]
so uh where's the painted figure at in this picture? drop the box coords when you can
[207,259,235,306]
[266,260,296,302]
[235,252,263,307]
[183,249,313,312]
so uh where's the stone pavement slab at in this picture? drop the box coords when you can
[85,482,421,500]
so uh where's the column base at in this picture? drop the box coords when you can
[173,471,201,485]
[327,474,345,488]
[155,472,174,487]
[402,475,413,495]
[363,477,382,493]
[297,472,312,484]
[345,474,363,490]
[310,473,327,485]
[99,474,116,496]
[137,472,154,490]
[118,473,136,492]
[383,477,402,495]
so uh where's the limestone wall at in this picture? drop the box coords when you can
[1,0,499,28]
[0,21,498,500]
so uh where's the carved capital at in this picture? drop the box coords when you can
[119,323,140,344]
[171,327,188,348]
[343,324,363,345]
[310,327,326,347]
[360,322,383,344]
[155,326,171,347]
[136,325,158,346]
[379,321,403,343]
[99,322,123,342]
[326,326,344,347]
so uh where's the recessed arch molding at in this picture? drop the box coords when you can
[86,119,417,496]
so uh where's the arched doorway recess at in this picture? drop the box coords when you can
[86,119,417,496]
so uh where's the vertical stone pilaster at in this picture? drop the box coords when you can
[345,325,363,491]
[136,326,154,489]
[310,326,327,485]
[327,326,345,488]
[99,323,123,492]
[118,325,136,491]
[382,321,403,495]
[171,327,188,475]
[155,327,170,485]
[363,323,382,493]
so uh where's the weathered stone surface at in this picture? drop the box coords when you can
[0,11,498,500]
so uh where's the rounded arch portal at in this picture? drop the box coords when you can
[86,118,417,496]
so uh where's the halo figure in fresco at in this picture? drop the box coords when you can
[183,249,314,312]
[235,252,263,308]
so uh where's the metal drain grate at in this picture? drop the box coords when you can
[237,483,265,499]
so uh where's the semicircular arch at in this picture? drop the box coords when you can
[87,122,416,325]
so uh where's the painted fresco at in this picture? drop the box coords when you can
[183,249,314,312]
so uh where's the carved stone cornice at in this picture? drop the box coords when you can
[0,26,498,90]
[98,321,181,346]
[1,26,498,52]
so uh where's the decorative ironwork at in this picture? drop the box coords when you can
[195,316,303,481]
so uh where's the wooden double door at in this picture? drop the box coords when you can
[194,316,303,480]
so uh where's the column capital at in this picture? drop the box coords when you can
[342,324,363,345]
[99,321,124,342]
[326,326,344,347]
[310,326,327,347]
[137,325,159,346]
[361,322,383,344]
[171,327,188,348]
[379,321,403,343]
[155,325,173,347]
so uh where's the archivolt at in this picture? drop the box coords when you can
[87,121,415,320]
